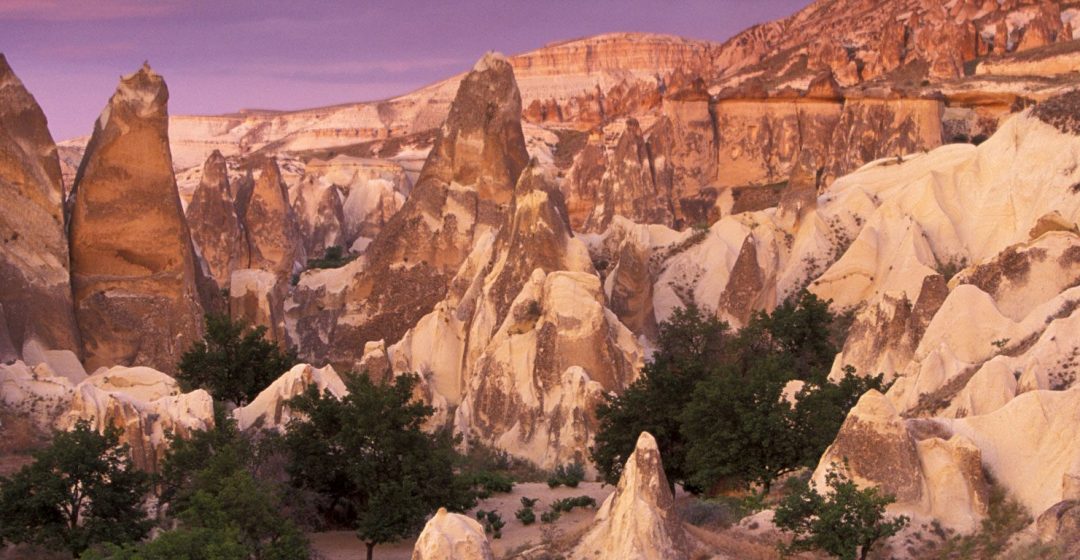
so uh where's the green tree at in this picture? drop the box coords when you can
[151,413,308,560]
[0,421,151,557]
[591,304,730,491]
[177,313,298,406]
[790,366,888,468]
[283,372,471,560]
[680,356,799,493]
[735,290,838,384]
[774,466,909,560]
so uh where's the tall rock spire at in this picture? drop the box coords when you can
[68,64,204,373]
[0,54,81,362]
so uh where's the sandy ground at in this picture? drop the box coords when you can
[309,481,614,560]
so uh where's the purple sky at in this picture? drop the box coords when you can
[2,0,809,141]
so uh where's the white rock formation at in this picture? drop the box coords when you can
[572,432,688,560]
[411,507,494,560]
[234,363,346,431]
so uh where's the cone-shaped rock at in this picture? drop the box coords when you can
[242,157,305,277]
[185,150,247,290]
[411,507,494,560]
[68,64,204,373]
[288,52,529,369]
[572,432,688,560]
[292,175,346,258]
[0,54,81,361]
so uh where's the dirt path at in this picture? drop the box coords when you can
[308,481,614,559]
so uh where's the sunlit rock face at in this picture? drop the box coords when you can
[185,150,248,291]
[411,507,494,560]
[68,64,204,374]
[0,55,80,363]
[287,52,530,371]
[572,432,689,560]
[241,157,306,279]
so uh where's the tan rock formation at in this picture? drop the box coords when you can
[411,507,494,560]
[185,150,247,291]
[292,174,346,258]
[0,54,80,362]
[241,157,305,278]
[229,268,288,346]
[0,360,77,429]
[234,363,345,431]
[68,64,204,374]
[287,52,529,370]
[572,432,689,560]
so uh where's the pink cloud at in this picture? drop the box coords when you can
[0,0,180,21]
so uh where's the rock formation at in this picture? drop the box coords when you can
[68,64,204,374]
[185,150,247,291]
[241,157,305,278]
[234,363,345,431]
[292,174,346,258]
[0,54,81,363]
[572,432,689,560]
[287,52,529,370]
[411,507,494,560]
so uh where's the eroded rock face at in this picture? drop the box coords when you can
[0,55,80,362]
[572,432,688,560]
[185,150,247,291]
[292,175,346,258]
[287,52,529,370]
[68,64,204,374]
[234,363,345,432]
[242,157,305,278]
[411,508,494,560]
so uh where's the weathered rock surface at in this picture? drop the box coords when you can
[229,268,288,346]
[185,150,247,291]
[241,157,305,278]
[0,55,80,362]
[572,432,688,560]
[287,52,529,370]
[411,507,494,560]
[234,363,345,432]
[291,174,345,258]
[68,64,204,374]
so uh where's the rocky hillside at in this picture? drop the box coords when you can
[5,0,1080,557]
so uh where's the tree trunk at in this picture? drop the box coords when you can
[859,542,871,560]
[366,541,375,560]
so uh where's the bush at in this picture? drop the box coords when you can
[464,470,514,499]
[547,462,586,488]
[306,246,355,270]
[474,510,505,539]
[540,510,561,524]
[515,506,536,526]
[550,495,597,513]
[775,464,908,560]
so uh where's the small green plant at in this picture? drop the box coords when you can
[550,495,597,514]
[547,462,586,488]
[540,510,561,524]
[515,504,536,526]
[465,470,514,499]
[306,245,355,270]
[520,497,540,509]
[474,509,505,539]
[774,464,909,560]
[992,338,1010,352]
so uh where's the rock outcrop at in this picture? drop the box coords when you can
[241,157,305,278]
[185,150,247,291]
[287,52,529,370]
[234,363,345,431]
[572,432,688,560]
[292,174,346,258]
[411,507,494,560]
[0,55,81,363]
[68,64,204,374]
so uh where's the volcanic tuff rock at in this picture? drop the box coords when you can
[571,432,689,560]
[411,508,494,560]
[0,55,80,363]
[229,268,288,346]
[287,52,530,370]
[241,157,305,278]
[185,150,248,291]
[292,175,346,258]
[234,363,345,431]
[68,64,204,374]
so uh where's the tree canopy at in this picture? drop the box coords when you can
[282,372,472,560]
[177,313,298,406]
[0,420,151,557]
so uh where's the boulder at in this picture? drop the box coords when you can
[571,432,688,560]
[0,54,81,361]
[411,507,493,560]
[68,64,204,374]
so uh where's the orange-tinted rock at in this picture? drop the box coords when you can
[185,150,247,290]
[68,65,204,374]
[0,54,80,362]
[241,157,305,278]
